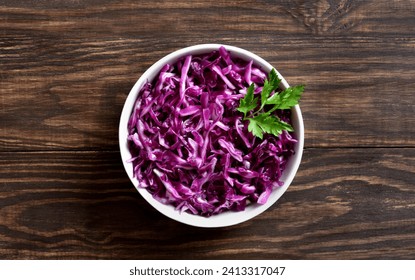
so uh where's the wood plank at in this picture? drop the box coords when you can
[1,34,414,150]
[0,0,414,37]
[0,149,413,259]
[1,0,415,151]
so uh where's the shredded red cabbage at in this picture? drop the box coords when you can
[127,46,297,217]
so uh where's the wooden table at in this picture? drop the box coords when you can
[1,0,414,260]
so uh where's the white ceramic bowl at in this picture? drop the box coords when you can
[119,44,304,228]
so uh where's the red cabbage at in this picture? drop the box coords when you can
[127,46,296,217]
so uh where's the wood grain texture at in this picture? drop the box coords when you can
[2,36,415,150]
[1,0,414,260]
[0,0,414,36]
[0,149,414,259]
[1,0,415,150]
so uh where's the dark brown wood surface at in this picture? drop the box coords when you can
[1,0,414,259]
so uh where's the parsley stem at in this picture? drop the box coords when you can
[267,106,278,115]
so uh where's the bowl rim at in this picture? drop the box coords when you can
[119,44,304,228]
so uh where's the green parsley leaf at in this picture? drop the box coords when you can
[236,83,257,117]
[265,84,304,110]
[247,117,264,139]
[236,68,304,139]
[250,113,293,138]
[260,69,281,110]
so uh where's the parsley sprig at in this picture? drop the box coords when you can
[237,69,304,139]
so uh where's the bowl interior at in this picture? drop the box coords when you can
[119,44,304,228]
